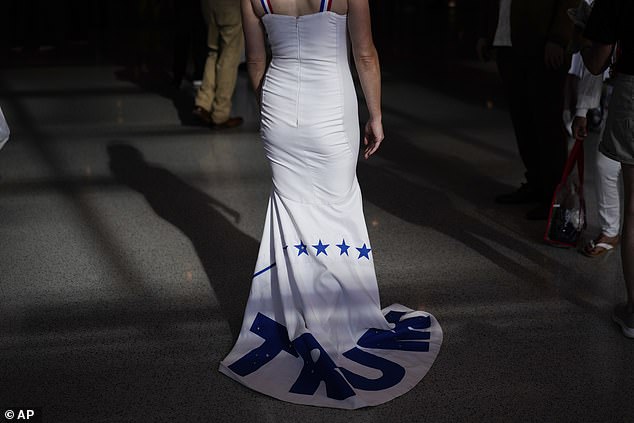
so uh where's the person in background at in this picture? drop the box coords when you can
[571,59,622,257]
[192,0,244,129]
[567,0,622,258]
[582,0,634,338]
[572,69,621,257]
[171,0,207,89]
[478,0,578,220]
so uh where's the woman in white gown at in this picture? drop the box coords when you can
[219,0,443,408]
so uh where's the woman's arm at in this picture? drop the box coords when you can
[241,0,267,104]
[348,0,384,159]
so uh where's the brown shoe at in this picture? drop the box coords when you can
[192,106,212,124]
[212,116,243,130]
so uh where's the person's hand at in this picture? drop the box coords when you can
[363,118,384,159]
[572,116,588,140]
[544,41,565,70]
[476,37,491,62]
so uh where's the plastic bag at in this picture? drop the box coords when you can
[544,139,586,247]
[0,106,9,150]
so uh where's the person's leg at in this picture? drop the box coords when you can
[195,0,219,112]
[192,1,208,82]
[495,48,541,202]
[596,151,622,238]
[209,0,243,124]
[612,163,634,338]
[527,58,568,209]
[172,0,190,87]
[622,163,634,309]
[584,151,622,256]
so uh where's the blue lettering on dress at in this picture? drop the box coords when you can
[228,313,298,376]
[357,311,431,352]
[228,311,433,398]
[340,347,405,390]
[289,333,355,400]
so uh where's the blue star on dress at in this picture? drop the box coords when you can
[294,241,308,256]
[356,243,372,260]
[336,239,350,256]
[312,239,329,256]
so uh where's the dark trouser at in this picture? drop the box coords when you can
[496,47,568,203]
[172,0,207,85]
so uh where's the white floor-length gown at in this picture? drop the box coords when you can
[219,2,443,409]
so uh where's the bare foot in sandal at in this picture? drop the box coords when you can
[583,234,620,257]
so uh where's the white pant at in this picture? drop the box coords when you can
[0,106,9,150]
[595,149,622,237]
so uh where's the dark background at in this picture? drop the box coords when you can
[0,0,483,70]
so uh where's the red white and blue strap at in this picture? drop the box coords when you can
[319,0,333,12]
[260,0,273,14]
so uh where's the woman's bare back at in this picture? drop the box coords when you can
[249,0,348,17]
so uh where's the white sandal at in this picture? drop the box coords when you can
[582,235,620,258]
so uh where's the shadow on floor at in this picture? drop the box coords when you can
[357,155,600,311]
[107,143,256,339]
[373,127,513,206]
[113,67,204,127]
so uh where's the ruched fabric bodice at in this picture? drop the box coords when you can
[219,9,442,410]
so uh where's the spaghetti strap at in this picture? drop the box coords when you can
[319,0,333,12]
[261,0,273,14]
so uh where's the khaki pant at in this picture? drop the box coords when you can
[195,0,243,124]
